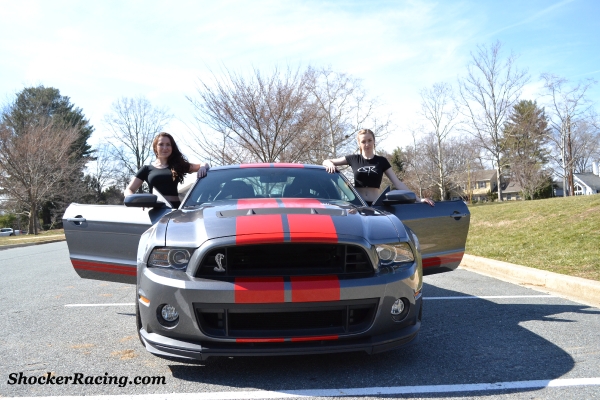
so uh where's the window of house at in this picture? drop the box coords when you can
[477,181,487,189]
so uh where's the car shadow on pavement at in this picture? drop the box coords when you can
[169,282,600,396]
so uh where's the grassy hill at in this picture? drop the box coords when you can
[466,195,600,281]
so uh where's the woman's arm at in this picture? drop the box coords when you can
[322,157,348,173]
[189,162,210,178]
[383,168,435,206]
[125,177,144,196]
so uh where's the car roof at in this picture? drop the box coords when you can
[208,163,327,172]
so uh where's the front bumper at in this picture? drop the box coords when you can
[140,322,420,361]
[137,262,422,361]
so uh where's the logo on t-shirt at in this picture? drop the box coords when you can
[357,166,377,174]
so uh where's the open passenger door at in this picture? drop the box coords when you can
[373,190,470,275]
[62,196,171,284]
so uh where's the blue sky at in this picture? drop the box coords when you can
[1,0,598,155]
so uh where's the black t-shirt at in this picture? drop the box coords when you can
[135,165,178,197]
[345,154,392,188]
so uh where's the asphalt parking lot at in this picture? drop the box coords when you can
[1,242,599,399]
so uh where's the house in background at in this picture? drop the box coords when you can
[500,180,523,201]
[554,162,600,196]
[469,170,497,202]
[573,173,600,195]
[449,169,498,202]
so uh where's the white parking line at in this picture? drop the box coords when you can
[6,377,600,399]
[63,295,558,308]
[65,303,135,307]
[424,295,557,300]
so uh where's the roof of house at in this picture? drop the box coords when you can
[575,173,600,190]
[471,170,496,181]
[502,180,523,194]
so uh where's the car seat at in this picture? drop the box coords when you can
[215,180,255,200]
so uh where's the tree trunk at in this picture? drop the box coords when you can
[28,203,37,235]
[496,165,503,202]
[437,138,445,200]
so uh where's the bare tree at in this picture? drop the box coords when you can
[306,67,392,163]
[401,127,430,199]
[0,120,82,234]
[541,74,597,195]
[570,120,600,173]
[103,96,172,178]
[458,41,529,201]
[188,66,318,165]
[84,144,124,202]
[419,82,459,200]
[188,66,391,166]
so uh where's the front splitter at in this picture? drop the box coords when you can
[139,323,420,362]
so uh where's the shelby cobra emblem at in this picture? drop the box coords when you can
[214,253,225,272]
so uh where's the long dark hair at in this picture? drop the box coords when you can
[152,132,190,184]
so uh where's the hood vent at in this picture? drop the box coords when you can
[218,208,346,218]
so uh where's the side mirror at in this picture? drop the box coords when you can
[371,186,391,206]
[124,194,166,208]
[383,190,417,205]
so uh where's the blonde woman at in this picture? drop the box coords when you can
[323,129,434,206]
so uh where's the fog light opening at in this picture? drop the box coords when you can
[391,299,404,315]
[391,298,410,322]
[157,304,179,328]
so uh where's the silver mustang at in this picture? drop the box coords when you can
[63,164,469,361]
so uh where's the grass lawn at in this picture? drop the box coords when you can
[0,229,65,247]
[466,195,600,281]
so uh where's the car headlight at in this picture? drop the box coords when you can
[376,243,414,266]
[148,248,193,270]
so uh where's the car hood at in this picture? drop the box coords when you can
[163,198,402,248]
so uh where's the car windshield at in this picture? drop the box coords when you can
[184,167,363,207]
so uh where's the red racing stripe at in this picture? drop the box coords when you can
[237,198,279,209]
[234,277,285,303]
[286,214,337,243]
[71,259,136,276]
[422,251,465,269]
[280,198,325,208]
[291,276,340,302]
[236,215,284,245]
[239,163,304,168]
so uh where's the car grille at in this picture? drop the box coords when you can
[195,244,373,278]
[195,299,378,339]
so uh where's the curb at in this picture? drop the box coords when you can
[460,254,600,308]
[0,238,66,251]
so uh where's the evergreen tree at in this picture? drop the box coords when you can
[502,100,551,199]
[2,85,93,160]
